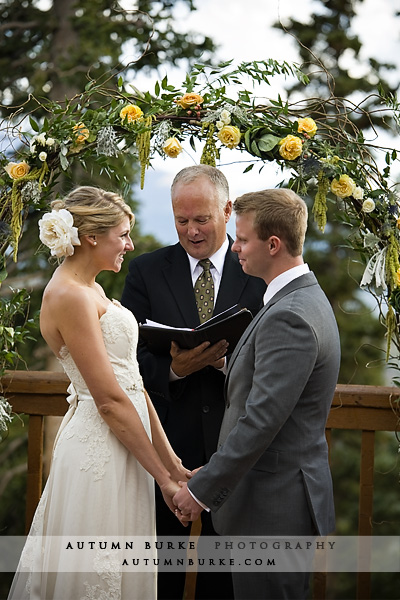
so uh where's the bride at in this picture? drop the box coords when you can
[8,186,190,600]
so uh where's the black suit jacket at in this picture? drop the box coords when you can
[121,238,266,469]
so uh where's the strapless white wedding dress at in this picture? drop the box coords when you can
[8,301,156,600]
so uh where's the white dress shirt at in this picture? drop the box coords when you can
[169,238,230,382]
[263,263,310,306]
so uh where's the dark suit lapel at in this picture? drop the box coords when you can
[161,243,200,326]
[214,237,250,314]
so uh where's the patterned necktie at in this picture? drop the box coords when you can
[194,259,215,322]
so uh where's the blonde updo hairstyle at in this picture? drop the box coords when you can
[51,186,134,238]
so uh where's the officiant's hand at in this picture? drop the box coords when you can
[170,340,228,377]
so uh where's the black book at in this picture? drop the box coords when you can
[138,304,253,355]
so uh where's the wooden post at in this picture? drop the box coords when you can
[356,430,375,600]
[25,415,44,534]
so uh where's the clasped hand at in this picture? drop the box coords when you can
[172,482,204,525]
[170,339,229,377]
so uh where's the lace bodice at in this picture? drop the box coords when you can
[59,300,144,399]
[55,300,149,481]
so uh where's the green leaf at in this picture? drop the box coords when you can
[250,140,262,157]
[257,134,280,152]
[29,117,40,132]
[243,164,254,173]
[155,81,160,97]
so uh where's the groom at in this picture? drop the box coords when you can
[173,188,341,600]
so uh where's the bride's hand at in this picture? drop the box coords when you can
[171,463,192,483]
[159,479,189,527]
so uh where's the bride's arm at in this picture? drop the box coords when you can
[44,289,180,497]
[144,389,191,484]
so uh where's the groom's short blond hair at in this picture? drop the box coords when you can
[233,189,308,257]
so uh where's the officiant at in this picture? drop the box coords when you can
[121,165,266,600]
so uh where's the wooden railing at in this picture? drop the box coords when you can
[2,371,399,600]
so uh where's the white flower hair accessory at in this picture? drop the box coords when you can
[39,208,81,258]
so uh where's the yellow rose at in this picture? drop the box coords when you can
[297,117,317,138]
[330,174,356,198]
[73,122,90,143]
[218,125,241,149]
[163,137,183,158]
[175,93,204,109]
[120,104,143,123]
[5,161,30,179]
[278,135,303,160]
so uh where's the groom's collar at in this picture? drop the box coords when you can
[263,263,310,305]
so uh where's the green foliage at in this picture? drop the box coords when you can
[0,289,37,378]
[0,0,216,118]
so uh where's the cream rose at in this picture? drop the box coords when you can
[73,122,90,144]
[39,209,81,258]
[163,137,183,158]
[5,161,30,179]
[278,135,303,160]
[175,93,204,109]
[362,199,375,213]
[330,174,356,198]
[220,109,231,124]
[218,125,241,149]
[39,151,47,162]
[120,104,143,123]
[297,117,318,137]
[353,186,364,200]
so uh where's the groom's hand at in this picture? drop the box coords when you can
[173,482,203,522]
[170,340,228,377]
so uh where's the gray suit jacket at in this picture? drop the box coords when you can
[188,272,340,536]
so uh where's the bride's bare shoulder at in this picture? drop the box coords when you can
[41,272,92,314]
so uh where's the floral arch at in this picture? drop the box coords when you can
[1,58,400,389]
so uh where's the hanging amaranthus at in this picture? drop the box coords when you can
[136,116,153,189]
[312,170,330,232]
[9,162,48,261]
[200,124,218,167]
[385,231,400,292]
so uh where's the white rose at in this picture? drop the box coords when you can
[39,209,81,258]
[36,133,47,145]
[353,186,364,200]
[362,199,375,213]
[46,137,55,146]
[39,151,47,162]
[216,120,224,130]
[220,109,231,125]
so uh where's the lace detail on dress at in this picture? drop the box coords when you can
[61,401,111,481]
[81,547,122,600]
[55,301,150,480]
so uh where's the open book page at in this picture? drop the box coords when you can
[143,319,193,331]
